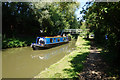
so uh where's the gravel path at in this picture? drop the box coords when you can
[78,41,114,80]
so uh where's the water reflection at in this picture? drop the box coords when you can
[30,42,75,60]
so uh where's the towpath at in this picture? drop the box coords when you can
[78,40,114,80]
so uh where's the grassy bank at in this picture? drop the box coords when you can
[34,36,90,78]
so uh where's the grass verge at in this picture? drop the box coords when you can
[34,36,90,78]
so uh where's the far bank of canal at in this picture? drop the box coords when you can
[2,40,76,78]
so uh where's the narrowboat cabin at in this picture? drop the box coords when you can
[31,35,69,50]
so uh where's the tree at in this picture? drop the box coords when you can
[81,2,120,64]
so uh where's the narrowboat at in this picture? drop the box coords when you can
[31,35,69,50]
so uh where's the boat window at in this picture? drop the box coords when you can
[58,38,60,42]
[40,40,45,44]
[54,38,56,42]
[50,38,53,43]
[37,38,40,44]
[64,38,66,40]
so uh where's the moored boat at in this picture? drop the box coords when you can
[31,35,69,50]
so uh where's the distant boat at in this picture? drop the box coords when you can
[31,35,70,50]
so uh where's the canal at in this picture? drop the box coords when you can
[2,40,76,78]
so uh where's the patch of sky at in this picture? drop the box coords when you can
[27,8,29,16]
[4,2,7,5]
[75,1,86,21]
[29,3,34,9]
[19,7,22,10]
[29,3,33,6]
[16,6,18,9]
[27,8,29,12]
[75,0,94,21]
[18,10,20,14]
[8,0,12,3]
[8,4,10,7]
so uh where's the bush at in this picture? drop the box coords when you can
[2,38,26,48]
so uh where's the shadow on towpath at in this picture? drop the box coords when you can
[63,38,115,80]
[77,39,115,80]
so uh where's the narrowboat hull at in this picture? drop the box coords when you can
[31,36,70,50]
[31,41,69,50]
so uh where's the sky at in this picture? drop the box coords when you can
[75,0,90,21]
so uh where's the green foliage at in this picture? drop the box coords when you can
[2,38,26,48]
[80,2,120,78]
[31,2,80,35]
[2,2,80,48]
[81,2,120,57]
[79,22,89,37]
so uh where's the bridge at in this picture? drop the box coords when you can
[61,29,82,35]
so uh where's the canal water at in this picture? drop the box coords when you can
[2,40,76,78]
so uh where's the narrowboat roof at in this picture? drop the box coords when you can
[37,35,67,38]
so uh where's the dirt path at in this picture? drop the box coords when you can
[78,40,113,80]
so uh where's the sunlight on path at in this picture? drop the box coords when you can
[78,40,114,80]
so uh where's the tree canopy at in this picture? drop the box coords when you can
[2,2,80,37]
[80,2,120,65]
